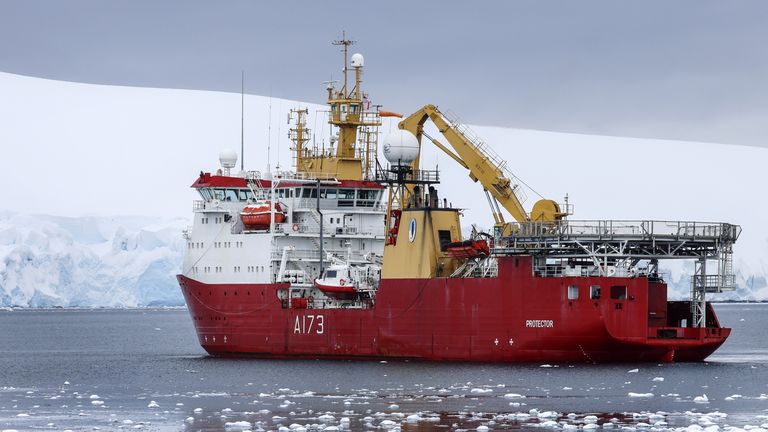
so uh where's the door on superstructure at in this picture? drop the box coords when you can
[343,214,355,234]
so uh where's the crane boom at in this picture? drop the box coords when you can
[398,104,565,225]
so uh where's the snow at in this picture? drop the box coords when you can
[1,71,768,305]
[628,392,655,398]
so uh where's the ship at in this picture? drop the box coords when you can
[177,36,740,363]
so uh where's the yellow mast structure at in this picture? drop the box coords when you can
[290,34,381,180]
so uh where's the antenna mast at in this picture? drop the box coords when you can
[240,70,245,172]
[332,31,355,97]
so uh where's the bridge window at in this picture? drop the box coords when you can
[322,189,337,199]
[238,189,252,201]
[198,188,213,200]
[212,189,225,200]
[356,189,378,207]
[223,189,238,201]
[339,189,355,207]
[590,285,601,300]
[610,285,627,300]
[568,285,579,300]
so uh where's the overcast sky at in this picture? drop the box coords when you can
[2,0,767,147]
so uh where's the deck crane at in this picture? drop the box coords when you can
[397,104,568,234]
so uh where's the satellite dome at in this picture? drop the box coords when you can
[383,130,419,166]
[219,149,238,169]
[350,53,364,68]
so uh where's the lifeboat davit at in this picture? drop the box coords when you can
[444,239,490,260]
[240,201,286,229]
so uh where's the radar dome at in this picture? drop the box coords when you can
[383,130,419,166]
[351,53,364,68]
[219,149,238,169]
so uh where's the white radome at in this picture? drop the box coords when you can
[351,53,364,68]
[219,149,238,169]
[383,130,420,166]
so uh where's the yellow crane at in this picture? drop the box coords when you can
[398,104,567,232]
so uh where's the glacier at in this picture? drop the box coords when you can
[1,71,767,306]
[0,212,187,307]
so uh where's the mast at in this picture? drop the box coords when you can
[288,34,381,181]
[241,71,245,172]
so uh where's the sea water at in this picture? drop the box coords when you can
[0,304,767,431]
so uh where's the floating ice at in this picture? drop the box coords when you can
[471,388,493,394]
[584,415,599,423]
[694,394,709,403]
[477,426,489,432]
[89,394,100,399]
[185,417,194,422]
[224,421,252,431]
[539,420,559,428]
[222,408,233,412]
[628,392,654,398]
[318,414,335,422]
[540,364,554,368]
[628,369,639,373]
[379,420,397,429]
[147,401,159,408]
[389,404,400,409]
[406,414,422,423]
[562,387,573,390]
[584,424,599,430]
[16,413,29,417]
[504,393,526,399]
[91,400,104,406]
[652,377,664,382]
[193,408,203,414]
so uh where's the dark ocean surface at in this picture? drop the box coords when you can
[1,304,767,431]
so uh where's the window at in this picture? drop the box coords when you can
[238,189,252,201]
[590,285,601,300]
[568,285,579,300]
[325,189,337,199]
[610,285,627,300]
[339,189,355,207]
[212,189,225,200]
[199,188,212,200]
[325,270,337,278]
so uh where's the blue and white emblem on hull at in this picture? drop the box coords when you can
[408,218,417,242]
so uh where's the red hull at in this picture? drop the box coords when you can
[177,256,729,363]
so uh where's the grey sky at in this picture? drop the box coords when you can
[2,0,767,146]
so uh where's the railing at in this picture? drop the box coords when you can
[375,167,440,184]
[272,223,378,237]
[504,220,741,242]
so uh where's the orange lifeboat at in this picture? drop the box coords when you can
[240,201,286,229]
[444,239,490,260]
